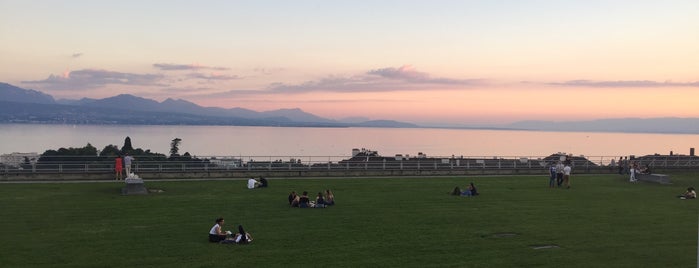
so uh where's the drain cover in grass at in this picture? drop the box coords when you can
[530,244,560,250]
[488,232,518,238]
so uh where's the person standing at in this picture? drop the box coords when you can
[549,164,557,188]
[555,161,565,187]
[123,153,135,175]
[114,155,123,180]
[563,164,572,189]
[617,156,624,175]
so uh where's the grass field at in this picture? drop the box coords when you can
[1,173,698,267]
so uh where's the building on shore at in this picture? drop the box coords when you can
[0,152,40,167]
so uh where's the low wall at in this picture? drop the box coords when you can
[1,167,693,182]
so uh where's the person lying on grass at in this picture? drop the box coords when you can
[233,225,253,244]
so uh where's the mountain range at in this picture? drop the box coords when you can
[2,82,698,133]
[0,82,416,128]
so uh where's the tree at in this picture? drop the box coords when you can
[100,145,121,156]
[122,136,134,153]
[170,138,182,156]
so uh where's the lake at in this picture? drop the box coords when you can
[0,124,697,159]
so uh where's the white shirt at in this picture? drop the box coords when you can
[247,178,257,189]
[209,223,221,235]
[563,166,571,175]
[123,155,134,165]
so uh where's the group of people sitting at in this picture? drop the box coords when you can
[450,183,479,197]
[208,217,253,244]
[288,189,335,208]
[247,177,268,189]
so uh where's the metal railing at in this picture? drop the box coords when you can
[2,155,698,174]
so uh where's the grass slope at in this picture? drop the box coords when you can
[1,174,698,267]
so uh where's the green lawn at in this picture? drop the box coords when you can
[1,174,698,267]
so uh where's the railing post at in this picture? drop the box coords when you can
[383,159,386,170]
[85,164,89,172]
[59,164,63,173]
[417,160,421,170]
[181,163,186,171]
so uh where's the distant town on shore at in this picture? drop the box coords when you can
[2,82,699,134]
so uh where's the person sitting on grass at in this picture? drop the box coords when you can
[209,217,231,243]
[233,225,253,244]
[247,178,259,189]
[288,191,297,206]
[324,189,335,206]
[450,186,462,195]
[315,192,326,208]
[299,191,310,208]
[258,177,268,188]
[679,187,696,199]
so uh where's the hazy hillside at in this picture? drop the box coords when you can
[0,82,55,104]
[506,118,699,134]
[0,82,416,128]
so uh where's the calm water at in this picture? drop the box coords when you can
[0,124,697,158]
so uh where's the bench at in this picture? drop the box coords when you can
[122,178,148,195]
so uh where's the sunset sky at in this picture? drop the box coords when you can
[1,1,698,125]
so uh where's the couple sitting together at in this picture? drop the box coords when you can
[289,189,335,208]
[208,217,253,244]
[450,183,479,197]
